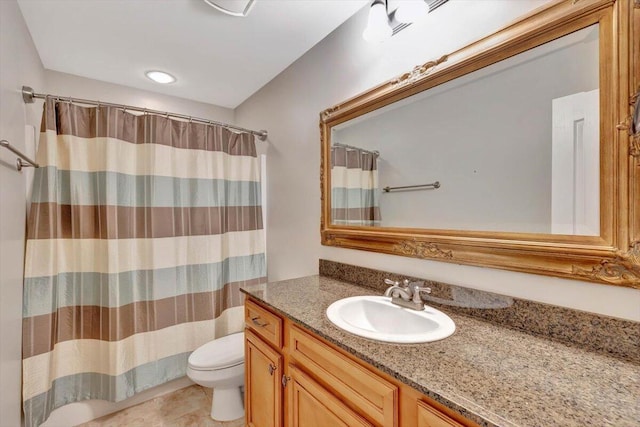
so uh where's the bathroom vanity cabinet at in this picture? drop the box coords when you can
[244,297,475,427]
[242,274,639,426]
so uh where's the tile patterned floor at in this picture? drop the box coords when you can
[78,385,244,427]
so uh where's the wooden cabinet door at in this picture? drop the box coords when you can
[287,365,373,427]
[246,330,283,427]
[417,400,465,427]
[288,325,397,426]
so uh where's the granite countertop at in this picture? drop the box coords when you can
[241,275,640,427]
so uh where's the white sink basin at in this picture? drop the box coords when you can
[326,296,455,344]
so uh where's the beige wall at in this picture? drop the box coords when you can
[0,2,45,425]
[236,0,640,321]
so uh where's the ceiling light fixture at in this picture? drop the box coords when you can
[363,0,392,43]
[145,70,176,84]
[363,0,432,43]
[203,0,256,17]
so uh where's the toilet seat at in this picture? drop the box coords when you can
[188,332,245,371]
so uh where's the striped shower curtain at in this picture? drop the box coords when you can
[22,99,266,427]
[331,145,381,226]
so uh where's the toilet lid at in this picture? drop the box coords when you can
[188,332,245,371]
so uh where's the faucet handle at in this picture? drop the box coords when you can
[384,278,399,286]
[409,281,432,304]
[409,281,431,293]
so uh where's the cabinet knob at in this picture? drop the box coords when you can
[268,363,277,375]
[282,375,291,388]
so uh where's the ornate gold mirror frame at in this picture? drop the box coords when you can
[320,0,640,288]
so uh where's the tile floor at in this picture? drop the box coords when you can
[78,385,244,427]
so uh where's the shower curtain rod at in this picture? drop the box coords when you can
[21,86,268,141]
[332,142,380,157]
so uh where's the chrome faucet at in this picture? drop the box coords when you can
[383,279,412,299]
[384,279,431,311]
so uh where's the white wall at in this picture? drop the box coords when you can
[236,0,640,321]
[0,2,45,426]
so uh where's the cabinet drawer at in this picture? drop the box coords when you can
[417,400,465,427]
[289,325,398,427]
[245,299,283,349]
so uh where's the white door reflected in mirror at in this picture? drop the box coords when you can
[551,90,600,236]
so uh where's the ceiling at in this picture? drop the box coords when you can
[18,0,368,109]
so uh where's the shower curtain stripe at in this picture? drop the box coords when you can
[31,169,262,207]
[39,132,260,180]
[22,99,266,427]
[331,188,379,207]
[40,105,257,154]
[24,232,265,276]
[331,207,381,221]
[27,204,263,239]
[23,257,264,317]
[23,281,253,358]
[25,315,234,377]
[331,168,379,189]
[25,353,192,406]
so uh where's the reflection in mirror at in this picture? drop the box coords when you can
[330,144,381,226]
[331,25,600,235]
[425,286,513,310]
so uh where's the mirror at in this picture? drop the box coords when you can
[331,26,599,235]
[320,0,640,287]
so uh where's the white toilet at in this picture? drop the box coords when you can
[186,332,245,421]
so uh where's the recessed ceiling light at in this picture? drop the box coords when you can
[145,70,176,84]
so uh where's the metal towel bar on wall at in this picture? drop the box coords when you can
[382,181,440,193]
[0,140,39,171]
